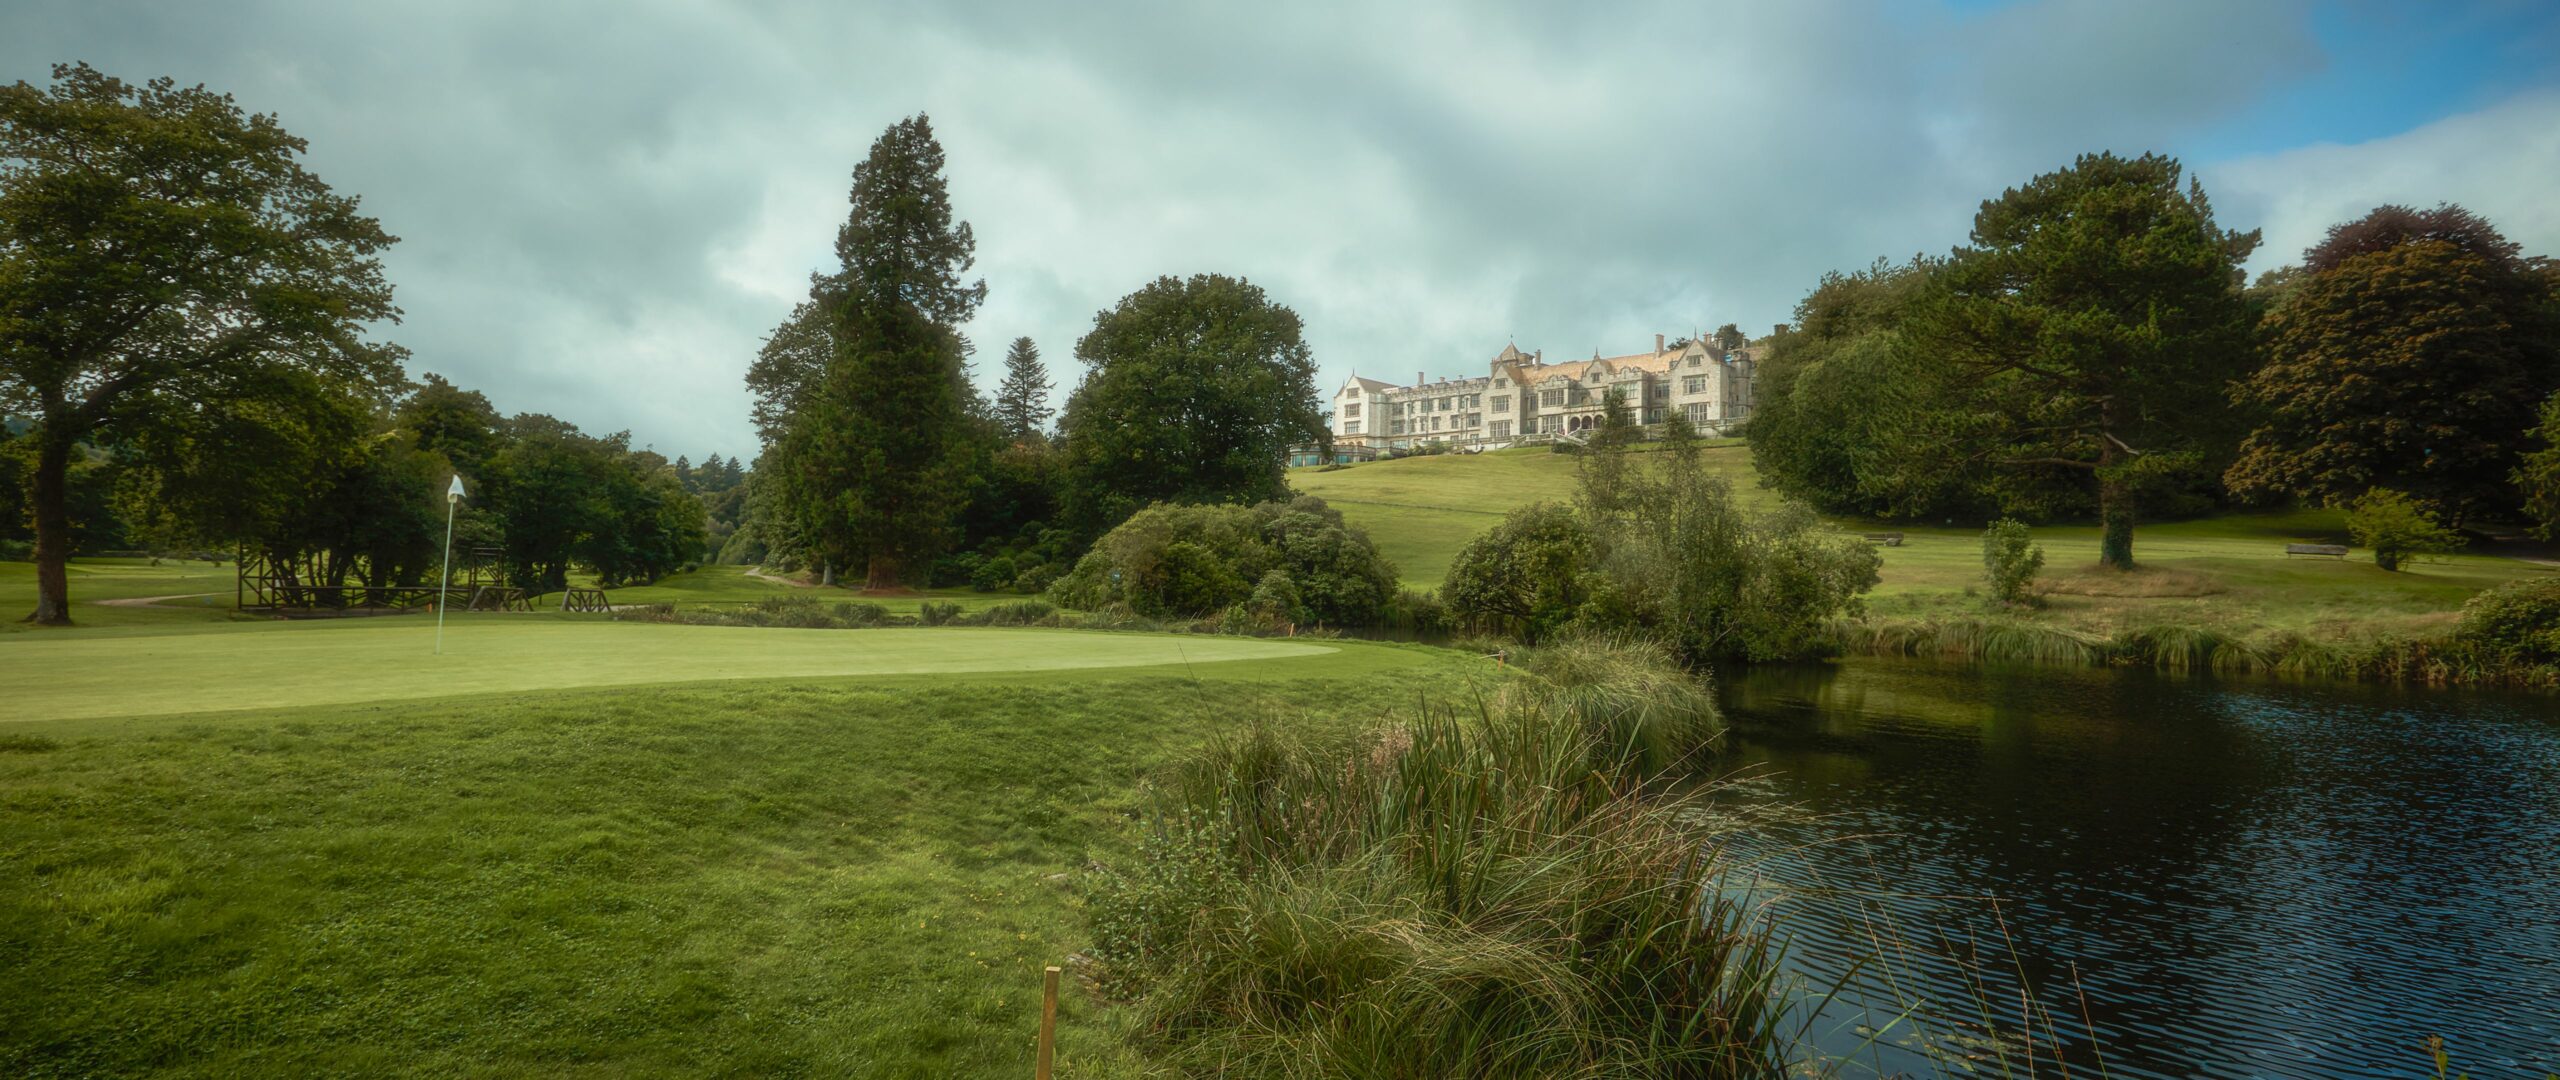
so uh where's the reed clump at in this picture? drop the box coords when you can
[1830,614,2560,687]
[1088,638,1787,1078]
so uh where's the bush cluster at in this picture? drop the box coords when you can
[1980,518,2044,606]
[1442,468,1879,663]
[1047,495,1399,625]
[2456,578,2560,667]
[2344,489,2466,571]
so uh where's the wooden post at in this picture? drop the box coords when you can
[1036,965,1060,1079]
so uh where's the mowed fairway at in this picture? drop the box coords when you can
[0,615,1484,1077]
[1,618,1339,722]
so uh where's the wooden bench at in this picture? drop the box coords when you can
[1861,532,1905,547]
[2284,543,2349,559]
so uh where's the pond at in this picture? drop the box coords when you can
[1714,659,2560,1078]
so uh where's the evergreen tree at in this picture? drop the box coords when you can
[994,336,1053,440]
[1712,323,1746,351]
[751,115,984,589]
[1900,152,2258,569]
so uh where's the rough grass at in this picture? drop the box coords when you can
[0,640,1495,1077]
[1088,635,1788,1078]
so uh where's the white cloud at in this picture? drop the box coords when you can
[13,0,2542,460]
[2203,89,2560,272]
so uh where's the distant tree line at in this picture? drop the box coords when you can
[0,64,717,619]
[1748,152,2560,565]
[739,115,1324,593]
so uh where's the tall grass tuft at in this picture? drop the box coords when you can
[1089,645,1789,1078]
[1831,615,2560,687]
[1508,632,1726,772]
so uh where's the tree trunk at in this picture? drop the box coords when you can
[2097,403,2134,571]
[24,433,74,625]
[820,561,836,587]
[864,552,897,592]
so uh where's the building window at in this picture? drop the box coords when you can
[1650,383,1667,400]
[1392,419,1407,435]
[1345,421,1361,435]
[1343,403,1360,419]
[1492,395,1509,412]
[1495,378,1509,387]
[1685,403,1712,423]
[1540,389,1564,408]
[1439,397,1452,411]
[1642,408,1662,425]
[1490,420,1512,438]
[1568,387,1589,405]
[1683,375,1707,394]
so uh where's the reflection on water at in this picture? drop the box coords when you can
[1714,660,2560,1078]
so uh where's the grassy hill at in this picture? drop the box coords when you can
[1292,442,2554,642]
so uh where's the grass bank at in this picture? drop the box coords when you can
[1088,635,1793,1076]
[1291,449,2558,675]
[0,636,1490,1077]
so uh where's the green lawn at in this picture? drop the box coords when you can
[0,618,1490,1076]
[1292,442,1762,588]
[1292,445,2556,638]
[1,618,1348,723]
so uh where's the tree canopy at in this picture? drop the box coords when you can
[994,336,1053,441]
[1897,151,2258,568]
[2,63,403,622]
[1058,273,1320,536]
[2227,205,2560,520]
[750,115,983,589]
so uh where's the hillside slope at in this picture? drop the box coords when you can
[1288,443,2550,640]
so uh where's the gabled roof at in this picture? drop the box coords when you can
[1341,374,1396,394]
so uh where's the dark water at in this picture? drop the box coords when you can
[1713,660,2560,1078]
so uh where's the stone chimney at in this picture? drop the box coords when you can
[1655,333,1665,354]
[1415,371,1424,386]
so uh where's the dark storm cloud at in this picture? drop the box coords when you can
[6,1,2552,457]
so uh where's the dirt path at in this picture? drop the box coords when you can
[93,592,220,610]
[744,567,814,588]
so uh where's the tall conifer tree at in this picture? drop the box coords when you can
[994,336,1053,441]
[754,115,984,589]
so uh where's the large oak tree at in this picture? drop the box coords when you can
[2,63,402,623]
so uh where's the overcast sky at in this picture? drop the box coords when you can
[8,1,2558,460]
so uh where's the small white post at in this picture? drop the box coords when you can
[436,475,464,655]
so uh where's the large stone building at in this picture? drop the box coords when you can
[1328,334,1756,452]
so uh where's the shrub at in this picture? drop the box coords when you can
[970,554,1018,592]
[1245,569,1302,622]
[1981,518,2044,606]
[830,601,891,627]
[1440,503,1600,642]
[917,601,964,627]
[930,551,985,588]
[1010,561,1062,595]
[750,595,835,628]
[977,600,1056,626]
[1048,496,1398,624]
[2456,577,2560,666]
[0,538,30,562]
[2346,489,2465,571]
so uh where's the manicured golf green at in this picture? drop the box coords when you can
[1,618,1348,722]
